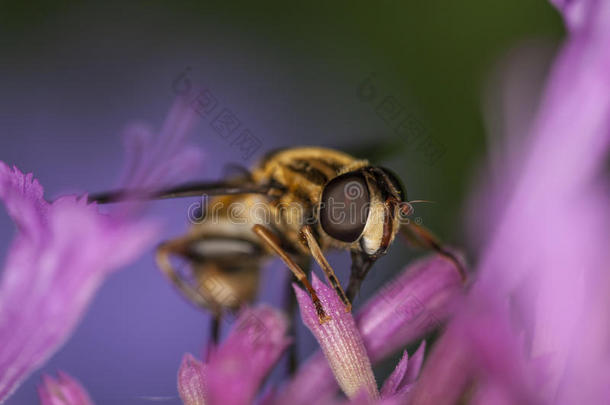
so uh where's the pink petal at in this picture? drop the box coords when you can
[203,306,290,405]
[467,40,555,249]
[407,298,547,405]
[272,350,334,405]
[178,354,207,405]
[406,311,476,405]
[403,341,425,386]
[470,382,517,405]
[549,0,590,31]
[380,351,409,398]
[37,371,94,405]
[425,1,610,403]
[0,164,157,403]
[119,97,204,191]
[380,342,426,399]
[0,163,47,240]
[357,254,463,361]
[294,274,378,400]
[276,254,463,405]
[457,0,610,403]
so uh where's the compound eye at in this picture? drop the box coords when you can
[319,172,370,243]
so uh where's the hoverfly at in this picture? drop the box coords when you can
[90,146,463,325]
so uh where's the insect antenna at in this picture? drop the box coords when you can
[87,181,277,204]
[399,199,436,216]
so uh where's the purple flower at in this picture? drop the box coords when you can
[299,343,427,405]
[37,371,94,405]
[409,1,610,404]
[0,164,156,403]
[178,306,291,405]
[550,0,590,32]
[178,354,207,405]
[379,343,425,399]
[169,253,463,405]
[290,266,458,404]
[277,254,463,404]
[119,97,205,191]
[0,98,204,403]
[357,254,463,361]
[32,247,459,405]
[294,275,379,400]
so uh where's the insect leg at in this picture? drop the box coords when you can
[346,250,377,302]
[287,255,310,375]
[210,314,222,344]
[400,222,467,281]
[252,224,330,324]
[156,236,223,316]
[300,225,351,312]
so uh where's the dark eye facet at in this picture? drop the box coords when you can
[319,172,370,242]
